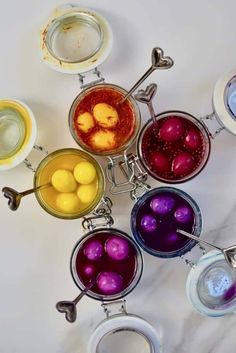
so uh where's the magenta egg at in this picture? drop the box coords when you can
[184,129,201,150]
[159,117,185,142]
[174,205,192,223]
[105,236,129,261]
[165,231,179,245]
[172,152,195,175]
[150,195,175,215]
[83,239,103,261]
[97,271,123,295]
[152,151,170,173]
[83,263,96,276]
[141,215,157,232]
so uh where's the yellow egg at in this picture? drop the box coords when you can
[76,112,94,133]
[77,183,97,204]
[51,169,77,192]
[56,193,80,213]
[93,103,119,128]
[73,162,97,184]
[91,130,115,150]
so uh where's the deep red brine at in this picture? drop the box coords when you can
[75,232,137,295]
[140,115,208,181]
[73,87,136,153]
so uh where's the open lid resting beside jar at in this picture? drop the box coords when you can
[0,99,37,171]
[186,250,236,317]
[213,68,236,135]
[40,5,113,74]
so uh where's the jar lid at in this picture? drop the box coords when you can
[186,250,236,317]
[40,6,113,74]
[0,99,37,171]
[89,313,161,353]
[213,69,236,135]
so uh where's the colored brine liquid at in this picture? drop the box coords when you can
[75,232,137,296]
[73,88,136,153]
[136,191,196,253]
[141,115,207,181]
[37,152,100,216]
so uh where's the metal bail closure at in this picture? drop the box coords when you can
[106,153,137,195]
[89,300,161,353]
[40,6,113,75]
[186,250,236,317]
[23,144,48,172]
[212,69,236,135]
[82,197,114,231]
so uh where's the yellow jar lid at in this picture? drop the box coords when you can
[0,99,37,170]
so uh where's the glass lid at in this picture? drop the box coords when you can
[89,314,161,353]
[213,69,236,135]
[0,99,37,171]
[186,250,236,316]
[40,6,113,74]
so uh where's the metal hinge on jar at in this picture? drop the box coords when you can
[200,112,225,139]
[82,197,114,231]
[102,299,127,319]
[78,68,105,90]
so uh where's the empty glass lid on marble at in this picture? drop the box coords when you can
[89,303,161,353]
[0,99,36,170]
[130,187,202,258]
[40,6,113,74]
[186,250,236,317]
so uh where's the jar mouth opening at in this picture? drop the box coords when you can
[45,12,103,64]
[70,228,143,300]
[131,187,202,258]
[196,259,236,310]
[137,111,211,184]
[68,83,141,156]
[0,108,26,159]
[34,148,105,219]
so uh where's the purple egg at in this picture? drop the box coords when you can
[97,271,123,295]
[83,239,103,261]
[141,215,157,232]
[150,195,175,215]
[166,231,179,245]
[174,205,192,223]
[105,236,130,261]
[82,263,96,277]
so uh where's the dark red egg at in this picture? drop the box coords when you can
[172,152,195,175]
[159,117,185,142]
[184,129,201,150]
[152,151,170,173]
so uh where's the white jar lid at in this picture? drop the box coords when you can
[213,69,236,134]
[40,6,113,74]
[0,99,37,171]
[89,314,161,353]
[186,250,236,317]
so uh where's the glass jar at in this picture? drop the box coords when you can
[57,226,161,352]
[134,70,236,183]
[130,186,202,259]
[186,250,236,316]
[0,99,37,170]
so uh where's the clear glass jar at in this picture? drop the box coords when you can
[34,148,105,219]
[70,228,143,301]
[130,187,202,258]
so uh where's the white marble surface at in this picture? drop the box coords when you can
[1,0,236,352]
